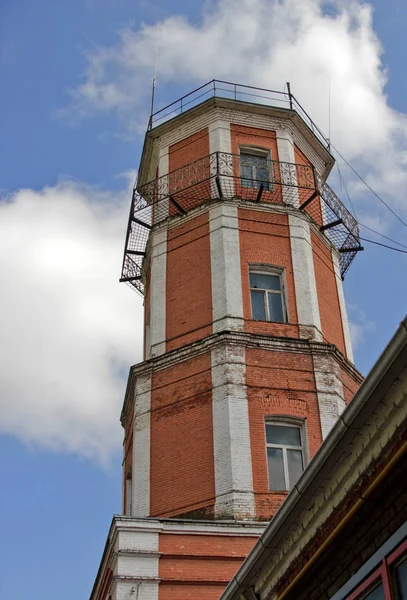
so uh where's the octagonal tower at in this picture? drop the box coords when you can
[92,81,363,600]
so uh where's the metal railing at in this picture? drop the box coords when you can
[120,152,361,295]
[148,80,331,151]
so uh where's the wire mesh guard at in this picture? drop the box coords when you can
[120,152,361,295]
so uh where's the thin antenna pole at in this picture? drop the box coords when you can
[148,29,159,129]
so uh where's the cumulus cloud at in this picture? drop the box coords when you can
[0,179,143,463]
[67,0,407,215]
[348,303,376,350]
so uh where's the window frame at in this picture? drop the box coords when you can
[265,417,308,492]
[249,265,288,323]
[239,146,273,191]
[345,539,407,600]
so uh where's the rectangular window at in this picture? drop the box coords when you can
[240,150,271,190]
[250,269,287,323]
[266,422,305,491]
[344,539,407,600]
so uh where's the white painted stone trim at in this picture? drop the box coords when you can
[209,203,245,332]
[125,478,132,516]
[114,524,159,600]
[332,250,354,363]
[289,214,322,339]
[93,516,266,599]
[149,226,167,357]
[132,372,152,517]
[312,354,346,439]
[276,129,300,208]
[209,119,232,154]
[209,119,232,199]
[157,146,169,221]
[211,344,255,519]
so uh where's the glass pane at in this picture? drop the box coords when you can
[287,449,304,489]
[240,164,254,187]
[267,447,286,490]
[251,291,266,320]
[241,153,267,167]
[360,582,384,599]
[250,272,280,291]
[255,167,270,191]
[256,167,269,182]
[268,292,285,322]
[395,557,407,599]
[266,424,301,446]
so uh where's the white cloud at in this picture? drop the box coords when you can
[0,179,143,464]
[67,0,407,216]
[348,303,376,350]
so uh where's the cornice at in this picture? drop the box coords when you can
[121,330,363,425]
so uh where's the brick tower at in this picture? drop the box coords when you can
[91,81,363,600]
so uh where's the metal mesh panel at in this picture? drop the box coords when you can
[120,152,360,295]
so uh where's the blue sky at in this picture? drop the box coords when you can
[1,1,407,598]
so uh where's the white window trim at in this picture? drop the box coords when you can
[265,417,308,492]
[249,265,289,323]
[239,146,273,190]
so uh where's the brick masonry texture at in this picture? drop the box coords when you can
[166,213,212,352]
[158,533,258,600]
[238,208,299,336]
[311,229,347,354]
[168,127,210,215]
[286,452,407,600]
[150,352,215,518]
[246,347,323,518]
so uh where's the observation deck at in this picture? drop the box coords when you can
[120,82,362,296]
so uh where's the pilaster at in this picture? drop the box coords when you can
[131,371,152,517]
[209,203,245,332]
[211,343,255,519]
[312,354,346,439]
[149,226,167,357]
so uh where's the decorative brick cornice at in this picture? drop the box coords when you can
[120,330,362,425]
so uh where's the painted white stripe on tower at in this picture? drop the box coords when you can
[289,214,322,340]
[149,226,167,357]
[132,372,152,517]
[209,119,232,154]
[209,203,244,332]
[332,250,354,363]
[211,344,255,519]
[276,129,300,208]
[156,146,169,222]
[115,525,159,600]
[312,354,346,439]
[209,119,232,198]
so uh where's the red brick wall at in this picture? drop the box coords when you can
[150,353,215,517]
[231,124,282,203]
[311,230,346,354]
[294,144,323,226]
[158,532,258,600]
[239,208,299,337]
[246,348,323,519]
[166,213,212,352]
[169,128,210,214]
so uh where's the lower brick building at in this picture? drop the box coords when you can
[221,316,407,600]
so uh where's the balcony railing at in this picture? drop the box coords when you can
[120,152,361,296]
[148,80,330,152]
